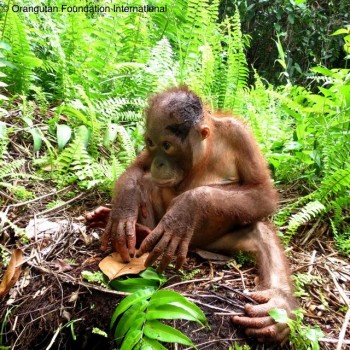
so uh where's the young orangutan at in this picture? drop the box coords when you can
[87,86,297,343]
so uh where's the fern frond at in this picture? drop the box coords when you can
[145,38,178,91]
[1,11,38,93]
[0,159,26,179]
[114,125,136,165]
[330,196,350,227]
[286,200,326,238]
[318,166,350,200]
[213,12,249,111]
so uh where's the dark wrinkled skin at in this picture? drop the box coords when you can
[88,87,297,344]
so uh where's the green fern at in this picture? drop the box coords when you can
[179,0,212,76]
[286,201,326,239]
[0,159,26,179]
[94,97,145,124]
[223,12,250,112]
[318,167,350,201]
[1,10,41,93]
[144,38,178,92]
[212,12,249,111]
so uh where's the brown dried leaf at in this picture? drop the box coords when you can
[52,259,73,272]
[99,252,148,280]
[194,248,231,261]
[0,249,23,298]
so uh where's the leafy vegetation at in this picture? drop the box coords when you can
[270,308,324,350]
[100,268,207,349]
[111,289,207,349]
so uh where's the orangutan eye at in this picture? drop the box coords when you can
[146,138,154,147]
[162,141,171,151]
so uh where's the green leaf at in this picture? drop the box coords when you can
[57,124,72,150]
[20,56,42,68]
[332,28,349,36]
[110,289,153,329]
[143,320,195,347]
[60,106,88,125]
[30,129,42,152]
[81,271,105,284]
[141,337,167,350]
[109,278,158,293]
[268,308,291,324]
[140,268,167,284]
[120,329,142,350]
[127,313,146,334]
[149,290,206,325]
[304,327,324,345]
[310,66,334,77]
[115,301,147,340]
[146,304,203,324]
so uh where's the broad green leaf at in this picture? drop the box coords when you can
[318,87,336,100]
[56,124,72,150]
[170,301,207,325]
[109,278,158,293]
[284,141,302,151]
[304,327,324,346]
[127,313,146,334]
[149,290,206,324]
[268,308,291,324]
[149,290,190,306]
[120,329,142,350]
[143,320,195,347]
[103,123,118,146]
[23,117,33,127]
[146,304,202,324]
[30,129,42,152]
[110,289,153,328]
[281,106,303,121]
[60,106,88,124]
[140,268,167,284]
[76,125,90,147]
[332,28,349,36]
[339,86,350,105]
[115,301,147,340]
[20,56,42,68]
[141,337,167,350]
[310,66,334,77]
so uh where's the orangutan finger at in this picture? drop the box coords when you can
[232,315,274,329]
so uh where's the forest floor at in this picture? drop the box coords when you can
[0,186,349,350]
